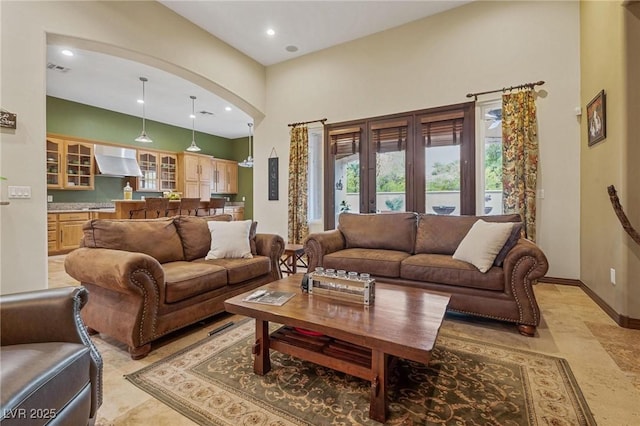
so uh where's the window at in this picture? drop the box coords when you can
[330,126,362,224]
[420,109,466,216]
[324,102,475,229]
[371,119,408,213]
[308,129,323,222]
[478,101,503,215]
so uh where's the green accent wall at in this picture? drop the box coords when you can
[46,96,253,218]
[232,139,254,221]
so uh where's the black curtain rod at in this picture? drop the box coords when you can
[288,118,327,128]
[466,80,545,101]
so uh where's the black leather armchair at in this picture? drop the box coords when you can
[0,286,102,425]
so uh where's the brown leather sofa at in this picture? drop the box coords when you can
[304,212,549,335]
[0,286,102,426]
[64,215,284,359]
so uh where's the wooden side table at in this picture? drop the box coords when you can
[280,243,307,275]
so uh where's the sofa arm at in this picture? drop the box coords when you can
[502,239,549,327]
[65,247,165,298]
[304,229,346,271]
[255,233,285,280]
[503,239,549,281]
[0,286,103,415]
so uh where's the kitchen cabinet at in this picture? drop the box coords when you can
[64,142,94,189]
[178,153,212,201]
[224,206,244,221]
[47,214,58,252]
[137,150,159,191]
[159,154,178,192]
[46,138,63,188]
[47,211,90,254]
[46,136,94,190]
[137,150,177,192]
[58,212,90,252]
[211,158,238,194]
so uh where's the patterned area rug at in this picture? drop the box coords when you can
[125,320,595,425]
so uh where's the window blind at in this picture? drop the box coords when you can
[329,127,361,159]
[371,120,408,153]
[421,111,464,147]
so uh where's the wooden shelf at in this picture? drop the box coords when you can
[270,326,372,380]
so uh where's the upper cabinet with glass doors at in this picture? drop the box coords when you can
[137,150,177,192]
[138,150,158,191]
[46,137,63,189]
[64,141,94,189]
[46,136,94,190]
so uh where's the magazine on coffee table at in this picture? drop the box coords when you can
[243,290,295,306]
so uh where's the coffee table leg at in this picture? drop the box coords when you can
[253,319,271,375]
[369,349,388,422]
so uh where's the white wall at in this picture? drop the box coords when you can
[256,0,581,278]
[0,1,266,294]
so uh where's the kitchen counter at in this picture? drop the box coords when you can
[48,208,116,214]
[48,202,115,214]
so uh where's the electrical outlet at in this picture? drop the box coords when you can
[47,195,53,202]
[610,268,616,285]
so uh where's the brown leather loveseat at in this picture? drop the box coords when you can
[0,286,102,426]
[304,212,549,335]
[64,215,284,359]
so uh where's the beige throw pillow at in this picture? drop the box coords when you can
[205,220,253,260]
[452,219,513,273]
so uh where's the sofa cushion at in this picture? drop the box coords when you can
[83,218,184,264]
[494,222,523,266]
[1,342,90,417]
[174,215,232,261]
[249,221,258,255]
[453,220,514,273]
[401,254,504,291]
[323,248,411,278]
[163,261,228,304]
[196,256,271,285]
[205,220,253,259]
[338,212,417,253]
[414,213,522,255]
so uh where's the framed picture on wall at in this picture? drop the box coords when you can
[268,157,278,200]
[587,90,606,146]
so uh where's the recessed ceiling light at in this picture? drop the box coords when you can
[61,49,74,57]
[286,45,299,53]
[137,99,144,104]
[266,28,275,36]
[189,114,196,119]
[225,106,232,112]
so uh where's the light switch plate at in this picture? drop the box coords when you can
[8,185,32,199]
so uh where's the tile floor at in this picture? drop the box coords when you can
[47,255,640,425]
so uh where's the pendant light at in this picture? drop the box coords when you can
[186,95,201,152]
[238,122,254,168]
[134,77,153,143]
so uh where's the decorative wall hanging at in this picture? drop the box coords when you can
[268,148,278,200]
[587,90,606,146]
[0,109,17,129]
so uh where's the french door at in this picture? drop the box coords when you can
[324,102,475,229]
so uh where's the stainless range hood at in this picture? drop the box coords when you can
[94,145,142,177]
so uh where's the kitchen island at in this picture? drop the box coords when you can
[46,200,244,255]
[113,200,244,220]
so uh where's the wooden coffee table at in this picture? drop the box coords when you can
[224,275,450,422]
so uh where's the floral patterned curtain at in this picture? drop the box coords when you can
[502,90,539,241]
[288,126,309,244]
